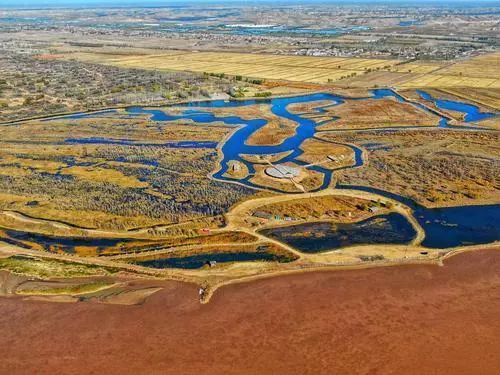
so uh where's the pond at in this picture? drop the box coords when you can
[260,213,417,253]
[132,251,295,269]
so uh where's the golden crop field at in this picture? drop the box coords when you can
[69,51,401,84]
[395,52,500,89]
[390,62,445,74]
[67,50,500,89]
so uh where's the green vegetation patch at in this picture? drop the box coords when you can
[0,255,119,278]
[17,281,113,296]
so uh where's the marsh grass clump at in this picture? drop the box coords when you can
[0,255,119,278]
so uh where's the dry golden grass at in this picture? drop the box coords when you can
[0,114,253,231]
[0,255,117,278]
[223,160,249,180]
[256,195,377,222]
[437,53,500,78]
[287,100,334,114]
[0,192,172,232]
[16,281,114,296]
[246,121,297,146]
[0,155,65,173]
[119,242,298,263]
[98,231,259,256]
[239,151,293,164]
[340,71,418,88]
[327,129,500,207]
[300,171,329,192]
[297,138,354,169]
[317,98,440,130]
[245,106,298,146]
[390,62,445,74]
[63,166,148,188]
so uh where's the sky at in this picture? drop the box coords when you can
[0,0,497,8]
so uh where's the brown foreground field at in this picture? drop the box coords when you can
[0,248,499,375]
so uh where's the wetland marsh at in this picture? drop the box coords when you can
[0,88,498,270]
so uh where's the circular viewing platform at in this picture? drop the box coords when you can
[265,165,300,179]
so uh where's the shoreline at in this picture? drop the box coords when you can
[200,242,498,303]
[1,238,498,304]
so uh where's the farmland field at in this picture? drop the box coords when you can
[66,51,401,84]
[395,52,500,89]
[63,50,500,91]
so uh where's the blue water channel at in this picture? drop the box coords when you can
[125,90,499,249]
[417,90,497,123]
[125,91,386,192]
[65,137,217,148]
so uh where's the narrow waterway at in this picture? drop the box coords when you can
[416,90,497,122]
